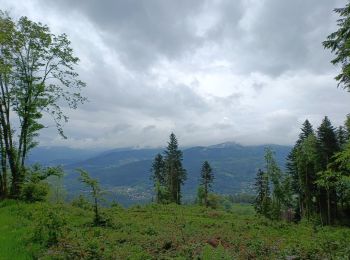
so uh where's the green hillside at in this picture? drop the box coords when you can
[1,200,349,259]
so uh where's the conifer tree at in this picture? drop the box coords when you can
[316,117,339,224]
[254,169,270,217]
[317,116,339,168]
[337,126,347,149]
[164,133,186,204]
[199,161,214,207]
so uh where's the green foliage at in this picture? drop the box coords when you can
[199,160,214,207]
[21,182,49,202]
[200,244,231,260]
[0,11,86,198]
[1,201,349,259]
[71,194,93,210]
[196,185,205,206]
[77,169,105,226]
[20,165,63,202]
[151,133,187,205]
[207,193,221,209]
[32,205,67,247]
[264,147,285,220]
[324,2,350,91]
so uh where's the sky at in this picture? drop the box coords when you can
[1,0,349,149]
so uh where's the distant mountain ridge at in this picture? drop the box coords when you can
[28,142,291,205]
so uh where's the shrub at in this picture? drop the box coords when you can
[21,182,49,202]
[32,205,67,247]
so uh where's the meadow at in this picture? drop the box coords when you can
[0,200,349,259]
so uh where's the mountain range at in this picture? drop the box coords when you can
[27,142,291,205]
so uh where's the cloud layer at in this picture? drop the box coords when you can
[1,0,349,148]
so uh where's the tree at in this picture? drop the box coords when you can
[164,133,186,204]
[77,169,104,225]
[323,2,350,91]
[286,120,315,215]
[315,170,341,225]
[317,116,339,168]
[295,134,319,219]
[151,153,167,203]
[0,12,86,198]
[264,147,284,220]
[199,161,214,207]
[337,126,347,149]
[254,169,270,217]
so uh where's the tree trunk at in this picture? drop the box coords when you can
[327,188,331,225]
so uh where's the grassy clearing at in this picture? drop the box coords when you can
[0,201,349,259]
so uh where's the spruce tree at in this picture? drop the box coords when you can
[317,116,339,168]
[298,120,314,143]
[200,161,214,207]
[164,133,186,204]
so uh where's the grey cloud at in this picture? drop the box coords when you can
[42,0,207,70]
[2,0,349,149]
[207,0,347,75]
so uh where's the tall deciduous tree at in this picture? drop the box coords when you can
[0,12,86,198]
[295,134,319,219]
[151,153,167,203]
[264,147,284,220]
[199,161,214,207]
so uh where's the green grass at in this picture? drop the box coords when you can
[0,201,32,260]
[0,201,349,259]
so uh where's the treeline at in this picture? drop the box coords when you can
[254,116,350,225]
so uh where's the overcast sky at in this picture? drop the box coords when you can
[1,0,349,149]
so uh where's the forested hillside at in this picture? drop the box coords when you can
[27,143,290,205]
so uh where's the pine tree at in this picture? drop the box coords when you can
[164,133,187,204]
[200,161,214,207]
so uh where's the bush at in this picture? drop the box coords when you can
[32,205,67,247]
[21,182,49,202]
[207,193,221,209]
[71,195,92,210]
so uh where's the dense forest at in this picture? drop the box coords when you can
[1,1,350,259]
